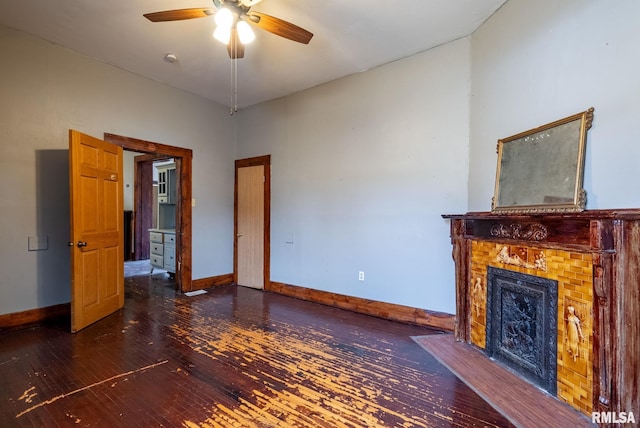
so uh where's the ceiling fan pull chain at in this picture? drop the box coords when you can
[234,43,239,113]
[229,52,232,114]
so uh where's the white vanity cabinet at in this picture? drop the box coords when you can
[149,229,176,277]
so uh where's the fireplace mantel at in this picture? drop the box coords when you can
[443,209,640,422]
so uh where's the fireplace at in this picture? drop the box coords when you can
[485,267,557,395]
[443,210,640,421]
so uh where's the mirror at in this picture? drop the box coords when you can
[492,108,594,213]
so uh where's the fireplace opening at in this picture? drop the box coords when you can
[485,266,558,395]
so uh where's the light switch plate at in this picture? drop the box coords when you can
[28,235,49,251]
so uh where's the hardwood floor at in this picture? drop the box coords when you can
[0,275,513,427]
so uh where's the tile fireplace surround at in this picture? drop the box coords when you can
[442,210,640,423]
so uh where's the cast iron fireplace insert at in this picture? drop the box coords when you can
[485,266,558,395]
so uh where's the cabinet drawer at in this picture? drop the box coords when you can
[158,196,168,204]
[164,243,176,272]
[164,252,175,270]
[150,243,163,255]
[150,254,164,268]
[150,232,163,243]
[165,234,176,244]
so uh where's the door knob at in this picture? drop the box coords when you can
[77,241,88,247]
[237,233,243,237]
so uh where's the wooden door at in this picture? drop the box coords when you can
[236,164,265,289]
[69,130,124,332]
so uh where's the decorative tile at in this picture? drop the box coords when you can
[470,241,593,415]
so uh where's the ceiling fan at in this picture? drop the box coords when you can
[144,0,313,59]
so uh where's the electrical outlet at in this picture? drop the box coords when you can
[358,271,365,281]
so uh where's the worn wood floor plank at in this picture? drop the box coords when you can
[0,274,513,427]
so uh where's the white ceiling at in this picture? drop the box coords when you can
[0,0,506,109]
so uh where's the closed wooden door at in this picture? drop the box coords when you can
[69,130,124,332]
[236,164,265,289]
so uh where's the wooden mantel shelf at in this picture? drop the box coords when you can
[444,209,640,219]
[442,209,640,425]
[443,209,640,251]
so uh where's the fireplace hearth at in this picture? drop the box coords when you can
[485,267,558,395]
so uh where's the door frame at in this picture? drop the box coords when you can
[104,133,194,293]
[234,155,271,288]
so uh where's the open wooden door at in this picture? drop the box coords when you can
[69,130,124,332]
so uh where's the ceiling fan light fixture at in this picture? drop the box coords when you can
[213,26,231,44]
[237,20,255,44]
[214,7,234,28]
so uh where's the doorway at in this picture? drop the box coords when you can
[123,153,173,278]
[104,133,194,292]
[234,155,271,289]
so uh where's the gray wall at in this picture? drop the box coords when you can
[236,39,471,313]
[469,0,640,210]
[2,0,639,318]
[236,0,640,315]
[0,25,235,315]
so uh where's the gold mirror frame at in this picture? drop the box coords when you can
[492,107,594,214]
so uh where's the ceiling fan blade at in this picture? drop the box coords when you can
[144,8,215,22]
[246,12,313,44]
[227,28,245,59]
